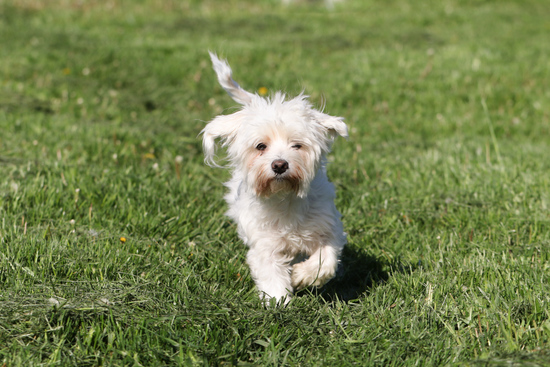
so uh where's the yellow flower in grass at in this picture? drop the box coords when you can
[258,86,268,96]
[120,237,126,243]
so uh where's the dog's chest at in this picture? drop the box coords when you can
[258,213,329,255]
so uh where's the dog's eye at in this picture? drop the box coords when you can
[256,143,267,151]
[292,144,302,150]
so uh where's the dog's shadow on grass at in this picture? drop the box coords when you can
[298,246,389,303]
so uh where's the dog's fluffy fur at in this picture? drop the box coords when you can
[202,52,348,304]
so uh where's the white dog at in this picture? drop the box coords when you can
[202,52,348,304]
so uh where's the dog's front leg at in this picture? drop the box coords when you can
[291,242,341,291]
[246,240,293,304]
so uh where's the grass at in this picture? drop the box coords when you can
[1,0,550,365]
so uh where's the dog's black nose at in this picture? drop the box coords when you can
[271,159,289,174]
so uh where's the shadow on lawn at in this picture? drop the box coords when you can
[298,246,389,303]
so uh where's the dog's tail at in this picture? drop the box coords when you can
[209,52,255,106]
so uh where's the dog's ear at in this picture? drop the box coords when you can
[209,52,255,106]
[201,112,244,166]
[313,111,349,139]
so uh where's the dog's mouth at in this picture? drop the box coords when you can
[255,172,302,197]
[271,176,300,195]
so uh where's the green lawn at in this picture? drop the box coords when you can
[1,0,549,365]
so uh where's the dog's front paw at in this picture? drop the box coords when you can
[291,261,336,291]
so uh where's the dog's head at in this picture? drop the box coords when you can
[202,53,348,198]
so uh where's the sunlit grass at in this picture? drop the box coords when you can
[1,0,549,365]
